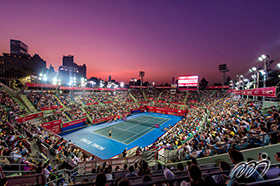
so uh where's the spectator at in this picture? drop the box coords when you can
[95,173,107,186]
[181,165,205,186]
[126,166,137,178]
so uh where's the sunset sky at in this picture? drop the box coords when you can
[1,0,280,84]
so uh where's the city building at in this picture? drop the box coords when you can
[58,55,87,85]
[0,40,46,78]
[10,39,28,55]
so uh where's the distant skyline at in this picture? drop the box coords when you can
[1,0,280,84]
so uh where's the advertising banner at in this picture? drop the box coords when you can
[41,120,62,133]
[16,112,44,123]
[170,102,185,105]
[92,116,115,124]
[40,106,63,111]
[145,106,187,116]
[86,102,99,105]
[63,118,87,128]
[25,83,58,88]
[207,86,229,89]
[227,87,277,97]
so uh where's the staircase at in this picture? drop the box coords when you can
[183,91,188,105]
[75,96,93,124]
[18,94,37,113]
[82,106,93,124]
[142,91,148,101]
[53,94,66,108]
[129,93,138,102]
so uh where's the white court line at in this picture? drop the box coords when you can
[93,131,127,145]
[123,118,170,144]
[113,125,138,134]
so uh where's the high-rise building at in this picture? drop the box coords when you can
[58,55,87,85]
[109,75,111,82]
[10,39,28,55]
[0,40,46,77]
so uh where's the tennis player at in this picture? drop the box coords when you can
[108,130,112,138]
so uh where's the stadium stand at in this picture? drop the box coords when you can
[0,85,279,185]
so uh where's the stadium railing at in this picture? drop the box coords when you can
[77,156,142,175]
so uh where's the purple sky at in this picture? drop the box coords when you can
[1,0,280,84]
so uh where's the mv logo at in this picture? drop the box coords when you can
[231,153,270,179]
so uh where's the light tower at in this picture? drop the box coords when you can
[139,71,145,90]
[218,64,229,88]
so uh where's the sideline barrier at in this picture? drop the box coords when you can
[77,156,141,175]
[41,119,62,133]
[144,106,187,116]
[61,118,87,132]
[40,105,63,111]
[7,173,45,186]
[16,112,43,123]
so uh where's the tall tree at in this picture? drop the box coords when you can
[199,78,208,90]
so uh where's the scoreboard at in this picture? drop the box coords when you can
[178,76,199,87]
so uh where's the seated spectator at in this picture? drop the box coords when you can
[95,173,107,186]
[181,164,205,186]
[212,161,230,185]
[126,166,137,178]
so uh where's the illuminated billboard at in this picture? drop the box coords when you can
[178,76,199,87]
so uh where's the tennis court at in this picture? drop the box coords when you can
[94,115,169,144]
[59,113,182,159]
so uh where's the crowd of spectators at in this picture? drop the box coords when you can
[149,91,280,163]
[26,91,61,110]
[0,90,27,122]
[42,111,69,123]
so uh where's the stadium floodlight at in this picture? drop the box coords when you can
[249,69,252,72]
[277,63,280,68]
[260,70,266,75]
[258,57,263,61]
[120,82,124,88]
[261,54,268,60]
[39,73,43,77]
[252,67,257,71]
[240,75,243,78]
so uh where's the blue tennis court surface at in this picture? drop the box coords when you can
[59,113,183,159]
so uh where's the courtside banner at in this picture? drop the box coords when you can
[41,120,62,134]
[40,105,63,111]
[228,87,277,97]
[63,118,87,128]
[207,86,229,89]
[92,115,115,124]
[146,106,187,115]
[25,83,59,88]
[16,112,44,123]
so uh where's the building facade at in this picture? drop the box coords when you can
[0,40,46,77]
[10,39,28,55]
[58,55,87,85]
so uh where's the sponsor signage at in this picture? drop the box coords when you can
[40,106,63,111]
[63,118,87,128]
[227,87,277,97]
[16,112,44,123]
[41,120,62,133]
[207,86,229,89]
